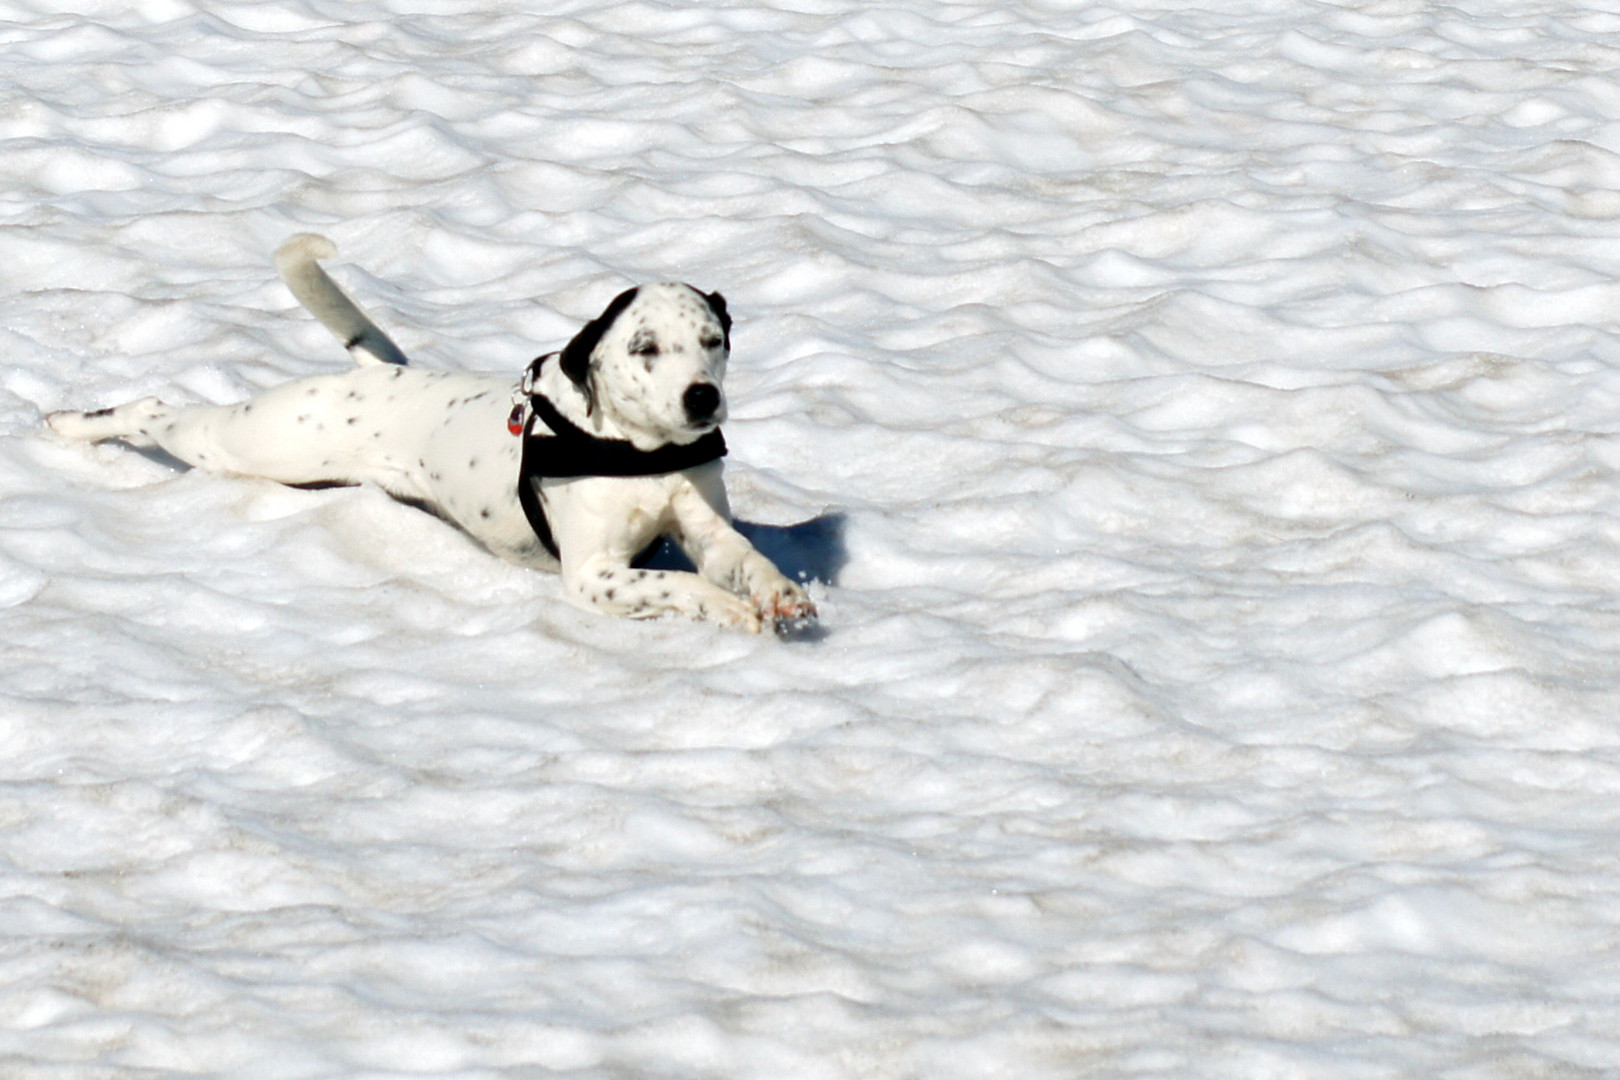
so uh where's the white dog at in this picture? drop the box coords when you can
[48,235,816,633]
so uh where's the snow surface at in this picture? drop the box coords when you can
[4,0,1620,1076]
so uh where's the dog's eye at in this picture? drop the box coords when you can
[630,337,659,358]
[701,335,724,351]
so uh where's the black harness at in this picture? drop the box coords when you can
[511,355,727,558]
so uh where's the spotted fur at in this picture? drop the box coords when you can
[47,236,815,633]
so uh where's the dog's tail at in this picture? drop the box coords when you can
[275,234,410,367]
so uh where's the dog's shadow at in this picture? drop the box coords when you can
[639,512,848,587]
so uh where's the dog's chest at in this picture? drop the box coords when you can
[538,469,691,548]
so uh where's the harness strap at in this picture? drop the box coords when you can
[516,412,560,558]
[513,356,727,559]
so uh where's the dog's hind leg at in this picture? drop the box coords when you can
[47,397,177,450]
[48,389,360,485]
[49,397,260,476]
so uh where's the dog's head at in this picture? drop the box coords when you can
[559,283,732,447]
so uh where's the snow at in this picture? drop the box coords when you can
[4,0,1620,1076]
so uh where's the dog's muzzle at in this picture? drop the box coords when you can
[683,382,722,426]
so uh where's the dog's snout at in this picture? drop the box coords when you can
[683,382,721,424]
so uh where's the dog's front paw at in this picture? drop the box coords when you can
[753,577,817,626]
[701,589,766,633]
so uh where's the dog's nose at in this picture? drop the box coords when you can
[683,382,721,424]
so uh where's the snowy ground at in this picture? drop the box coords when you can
[4,1,1620,1076]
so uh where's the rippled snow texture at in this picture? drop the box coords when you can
[4,1,1620,1077]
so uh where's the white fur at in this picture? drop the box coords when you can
[47,237,815,632]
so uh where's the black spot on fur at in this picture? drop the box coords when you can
[629,328,660,364]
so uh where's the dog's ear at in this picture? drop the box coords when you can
[559,286,639,410]
[704,290,732,349]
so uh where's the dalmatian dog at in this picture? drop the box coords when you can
[47,234,816,633]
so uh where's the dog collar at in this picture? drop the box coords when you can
[512,354,727,557]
